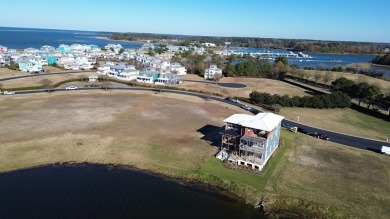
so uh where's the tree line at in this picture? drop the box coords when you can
[249,91,351,109]
[108,32,389,54]
[372,53,390,66]
[331,77,387,109]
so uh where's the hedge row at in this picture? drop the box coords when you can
[249,91,351,108]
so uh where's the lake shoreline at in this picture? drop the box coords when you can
[0,161,264,212]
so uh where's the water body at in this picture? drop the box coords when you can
[1,26,388,76]
[0,27,142,49]
[0,164,264,219]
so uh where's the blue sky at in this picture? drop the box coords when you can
[1,0,389,43]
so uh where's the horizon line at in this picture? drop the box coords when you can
[1,25,390,45]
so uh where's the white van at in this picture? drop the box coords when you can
[381,146,390,155]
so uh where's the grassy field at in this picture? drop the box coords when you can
[301,69,390,90]
[264,132,390,218]
[1,91,390,217]
[0,71,98,89]
[0,66,68,79]
[182,74,310,98]
[279,107,390,140]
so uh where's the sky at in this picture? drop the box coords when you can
[0,0,389,43]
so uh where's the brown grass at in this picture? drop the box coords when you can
[1,72,99,89]
[265,133,390,218]
[0,66,68,79]
[182,74,310,98]
[303,69,390,90]
[0,90,242,173]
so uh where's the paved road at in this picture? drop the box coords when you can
[0,70,95,82]
[4,84,390,154]
[184,79,247,88]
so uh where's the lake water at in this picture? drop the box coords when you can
[0,164,264,219]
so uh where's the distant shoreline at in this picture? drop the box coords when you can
[95,36,146,44]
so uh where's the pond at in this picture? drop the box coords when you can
[0,164,265,219]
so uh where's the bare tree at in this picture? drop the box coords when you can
[322,72,334,88]
[40,79,53,92]
[313,70,324,85]
[297,69,304,81]
[213,73,223,84]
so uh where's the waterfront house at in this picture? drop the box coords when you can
[136,71,160,84]
[58,44,71,53]
[40,45,56,52]
[219,112,284,171]
[24,48,39,53]
[0,45,8,52]
[204,64,222,79]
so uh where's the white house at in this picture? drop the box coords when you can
[18,60,43,73]
[155,72,182,86]
[204,64,222,79]
[63,62,80,70]
[167,62,187,75]
[40,45,56,52]
[116,69,139,81]
[24,48,39,53]
[57,55,75,67]
[0,45,8,53]
[202,42,216,47]
[219,112,284,171]
[136,71,160,84]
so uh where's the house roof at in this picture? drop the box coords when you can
[223,113,284,132]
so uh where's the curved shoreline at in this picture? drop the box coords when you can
[0,161,261,209]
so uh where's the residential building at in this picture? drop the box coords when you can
[219,113,284,171]
[202,42,216,47]
[204,64,222,79]
[136,71,160,84]
[155,72,182,86]
[167,62,187,75]
[18,60,43,73]
[58,44,71,53]
[116,69,139,81]
[0,45,8,52]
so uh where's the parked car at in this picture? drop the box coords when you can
[241,105,251,110]
[2,91,15,95]
[282,123,292,128]
[310,132,330,140]
[65,86,78,90]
